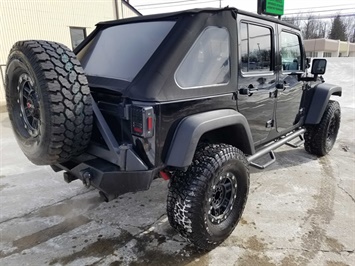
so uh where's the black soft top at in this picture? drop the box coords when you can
[96,7,299,30]
[76,7,299,102]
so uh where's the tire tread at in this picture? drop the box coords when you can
[6,40,93,164]
[304,100,340,156]
[167,143,249,250]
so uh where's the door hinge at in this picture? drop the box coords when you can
[269,89,278,98]
[232,91,238,100]
[266,119,274,128]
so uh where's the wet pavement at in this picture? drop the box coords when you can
[0,57,354,265]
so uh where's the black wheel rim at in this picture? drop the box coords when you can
[208,172,237,224]
[326,114,338,150]
[18,73,41,138]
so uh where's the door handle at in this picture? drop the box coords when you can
[239,88,252,96]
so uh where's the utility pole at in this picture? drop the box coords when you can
[219,0,221,8]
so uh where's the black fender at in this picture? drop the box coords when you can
[165,109,255,168]
[305,83,342,125]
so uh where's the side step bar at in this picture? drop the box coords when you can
[247,128,306,169]
[286,135,305,148]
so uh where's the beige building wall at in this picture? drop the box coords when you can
[121,1,140,18]
[304,39,339,53]
[339,41,349,56]
[304,38,355,58]
[0,0,139,103]
[349,44,355,56]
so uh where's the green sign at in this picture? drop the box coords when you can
[265,0,284,16]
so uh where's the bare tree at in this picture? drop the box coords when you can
[343,16,355,42]
[283,12,333,40]
[301,15,329,40]
[282,13,302,28]
[302,15,317,39]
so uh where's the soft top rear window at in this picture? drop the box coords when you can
[77,21,175,82]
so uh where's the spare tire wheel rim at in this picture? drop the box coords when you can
[18,73,40,138]
[208,171,237,224]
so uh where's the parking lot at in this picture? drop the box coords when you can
[0,57,354,265]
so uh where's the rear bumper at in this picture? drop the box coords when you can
[53,157,158,200]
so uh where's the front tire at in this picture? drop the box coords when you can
[167,144,249,250]
[304,100,341,156]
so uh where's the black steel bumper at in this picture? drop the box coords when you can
[53,157,157,201]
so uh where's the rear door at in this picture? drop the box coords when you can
[276,26,305,133]
[237,17,277,145]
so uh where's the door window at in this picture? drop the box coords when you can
[280,32,302,71]
[240,23,272,73]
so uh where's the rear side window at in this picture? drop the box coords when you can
[175,27,230,89]
[240,23,272,73]
[280,31,302,71]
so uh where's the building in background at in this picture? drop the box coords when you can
[304,39,355,58]
[0,0,140,103]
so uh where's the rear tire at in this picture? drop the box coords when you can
[5,40,93,165]
[167,143,249,250]
[304,100,341,156]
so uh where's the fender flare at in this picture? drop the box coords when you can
[305,83,342,125]
[165,109,254,168]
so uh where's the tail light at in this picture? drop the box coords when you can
[131,106,154,138]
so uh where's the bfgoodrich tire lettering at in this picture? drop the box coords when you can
[167,143,249,250]
[304,100,341,156]
[5,40,93,165]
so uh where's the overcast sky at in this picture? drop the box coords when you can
[130,0,355,16]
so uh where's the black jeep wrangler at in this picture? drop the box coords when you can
[5,8,341,250]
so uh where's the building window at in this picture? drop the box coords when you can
[280,31,302,71]
[324,52,332,57]
[240,23,272,73]
[306,51,318,58]
[175,27,230,89]
[70,27,87,50]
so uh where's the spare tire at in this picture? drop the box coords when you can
[5,40,93,165]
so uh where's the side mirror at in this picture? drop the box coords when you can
[311,59,327,75]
